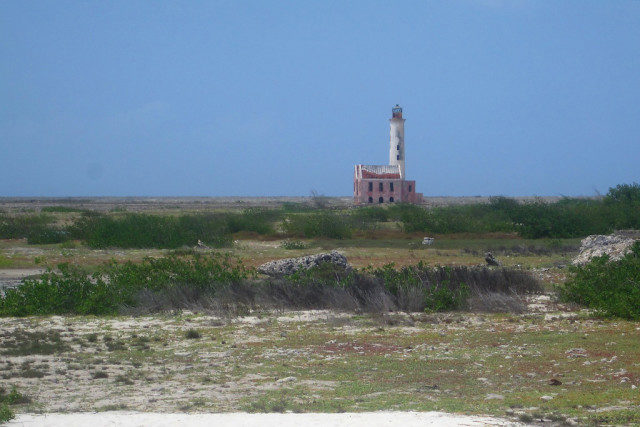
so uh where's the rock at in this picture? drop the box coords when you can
[485,393,505,400]
[548,378,562,386]
[565,348,588,358]
[257,251,351,277]
[276,376,297,384]
[540,395,554,401]
[572,232,639,265]
[196,240,210,250]
[422,237,434,246]
[485,252,501,266]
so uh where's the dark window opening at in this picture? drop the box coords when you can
[378,182,383,192]
[368,197,373,203]
[408,185,412,192]
[396,155,400,160]
[378,197,384,203]
[389,197,394,203]
[368,182,373,191]
[397,145,400,150]
[390,182,394,192]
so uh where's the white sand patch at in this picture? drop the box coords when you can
[8,411,520,426]
[237,310,353,325]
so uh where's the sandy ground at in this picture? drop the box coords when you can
[0,268,44,292]
[7,411,520,426]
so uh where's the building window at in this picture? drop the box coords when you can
[390,182,394,192]
[389,197,394,203]
[378,197,384,203]
[378,182,383,192]
[397,145,400,150]
[368,197,373,203]
[396,155,400,160]
[408,185,412,192]
[368,182,373,191]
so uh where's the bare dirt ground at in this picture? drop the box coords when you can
[0,269,45,293]
[6,411,520,426]
[1,298,638,424]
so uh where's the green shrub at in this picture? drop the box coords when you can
[367,263,470,311]
[283,212,352,239]
[72,213,232,249]
[280,240,307,250]
[0,253,250,316]
[0,403,13,423]
[0,214,56,239]
[108,253,249,293]
[605,182,640,204]
[0,386,30,423]
[349,206,389,229]
[558,242,640,319]
[70,210,278,249]
[0,264,121,316]
[424,282,470,312]
[185,329,202,339]
[26,227,70,244]
[389,190,639,238]
[225,208,277,235]
[388,203,513,235]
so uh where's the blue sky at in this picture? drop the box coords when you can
[1,1,639,197]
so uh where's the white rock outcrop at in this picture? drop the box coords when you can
[257,251,351,277]
[572,232,639,265]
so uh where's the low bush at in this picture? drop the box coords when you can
[70,210,279,249]
[185,329,202,339]
[26,227,70,244]
[387,187,640,238]
[225,208,277,235]
[0,265,120,316]
[0,387,30,423]
[1,254,540,316]
[367,262,540,312]
[72,213,232,249]
[349,206,389,229]
[0,213,57,240]
[280,240,307,250]
[282,211,352,239]
[558,242,640,319]
[0,253,250,316]
[0,403,13,423]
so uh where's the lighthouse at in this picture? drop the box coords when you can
[389,104,405,179]
[353,105,422,204]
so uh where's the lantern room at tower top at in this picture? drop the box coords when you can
[353,105,423,204]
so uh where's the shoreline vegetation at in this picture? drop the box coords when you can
[0,183,638,248]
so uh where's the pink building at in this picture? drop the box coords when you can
[354,105,423,204]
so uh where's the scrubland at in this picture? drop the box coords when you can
[1,184,639,424]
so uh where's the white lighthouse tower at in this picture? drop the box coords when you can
[389,104,405,179]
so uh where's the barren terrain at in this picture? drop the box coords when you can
[1,297,639,424]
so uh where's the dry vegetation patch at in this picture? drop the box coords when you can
[0,300,637,424]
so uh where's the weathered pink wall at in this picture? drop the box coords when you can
[354,175,422,204]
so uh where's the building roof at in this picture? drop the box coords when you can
[355,164,401,179]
